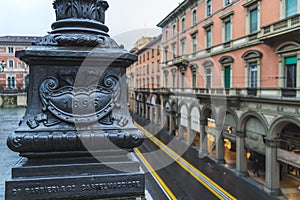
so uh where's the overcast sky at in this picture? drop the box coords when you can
[0,0,182,48]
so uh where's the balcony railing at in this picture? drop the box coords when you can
[134,87,300,99]
[169,55,189,68]
[260,14,300,39]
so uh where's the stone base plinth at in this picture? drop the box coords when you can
[6,151,145,200]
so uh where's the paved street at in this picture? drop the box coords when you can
[133,114,277,200]
[0,109,287,200]
[0,108,25,199]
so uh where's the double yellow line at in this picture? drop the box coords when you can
[135,148,177,200]
[134,123,237,200]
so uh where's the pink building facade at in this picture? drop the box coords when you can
[0,36,42,91]
[129,0,300,198]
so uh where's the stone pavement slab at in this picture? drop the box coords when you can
[0,108,25,199]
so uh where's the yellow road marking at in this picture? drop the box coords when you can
[135,123,237,200]
[134,148,177,200]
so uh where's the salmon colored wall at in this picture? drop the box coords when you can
[156,0,285,90]
[261,0,280,26]
[136,39,161,89]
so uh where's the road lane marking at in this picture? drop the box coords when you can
[134,148,177,200]
[135,123,237,200]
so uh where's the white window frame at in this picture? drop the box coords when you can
[172,43,176,59]
[172,24,176,37]
[242,50,262,88]
[7,47,14,54]
[202,60,214,89]
[206,0,212,17]
[244,1,261,35]
[181,39,186,55]
[248,62,258,88]
[8,59,14,69]
[206,68,212,88]
[18,62,22,69]
[224,19,232,42]
[280,0,300,19]
[224,0,231,7]
[192,9,197,26]
[220,11,234,44]
[191,34,198,53]
[181,17,185,32]
[206,28,213,49]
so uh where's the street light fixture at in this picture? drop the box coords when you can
[0,60,6,72]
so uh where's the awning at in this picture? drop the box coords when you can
[277,148,300,168]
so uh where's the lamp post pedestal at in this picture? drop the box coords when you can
[5,1,145,199]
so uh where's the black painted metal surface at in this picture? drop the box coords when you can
[6,1,144,199]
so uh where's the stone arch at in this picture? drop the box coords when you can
[178,102,188,115]
[237,111,269,133]
[188,101,201,114]
[201,60,214,69]
[218,56,234,64]
[242,50,263,60]
[239,111,269,156]
[147,94,158,105]
[269,116,300,138]
[217,107,238,129]
[189,104,201,147]
[189,104,201,129]
[178,103,189,141]
[164,100,171,112]
[179,103,189,126]
[201,104,217,121]
[136,93,144,102]
[275,41,300,53]
[190,63,199,72]
[171,99,178,113]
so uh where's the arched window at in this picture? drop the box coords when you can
[192,10,197,26]
[7,77,11,88]
[242,50,262,89]
[190,64,198,88]
[181,18,185,32]
[275,42,300,97]
[202,60,214,88]
[219,56,234,89]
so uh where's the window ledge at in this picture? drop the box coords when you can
[223,41,232,48]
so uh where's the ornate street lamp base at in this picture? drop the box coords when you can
[6,151,145,200]
[5,0,145,199]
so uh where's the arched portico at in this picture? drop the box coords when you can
[200,105,217,158]
[236,111,268,178]
[189,105,201,149]
[269,117,300,195]
[217,108,238,167]
[178,103,189,143]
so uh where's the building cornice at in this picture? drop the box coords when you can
[157,0,197,28]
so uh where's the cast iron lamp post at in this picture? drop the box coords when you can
[6,1,145,199]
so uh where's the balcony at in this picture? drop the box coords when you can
[260,14,300,45]
[171,55,189,69]
[135,87,300,99]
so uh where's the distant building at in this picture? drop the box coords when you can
[130,0,300,197]
[127,35,162,121]
[0,36,42,92]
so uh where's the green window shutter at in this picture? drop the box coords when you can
[224,66,231,89]
[285,56,297,65]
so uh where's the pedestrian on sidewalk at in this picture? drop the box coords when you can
[253,158,260,177]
